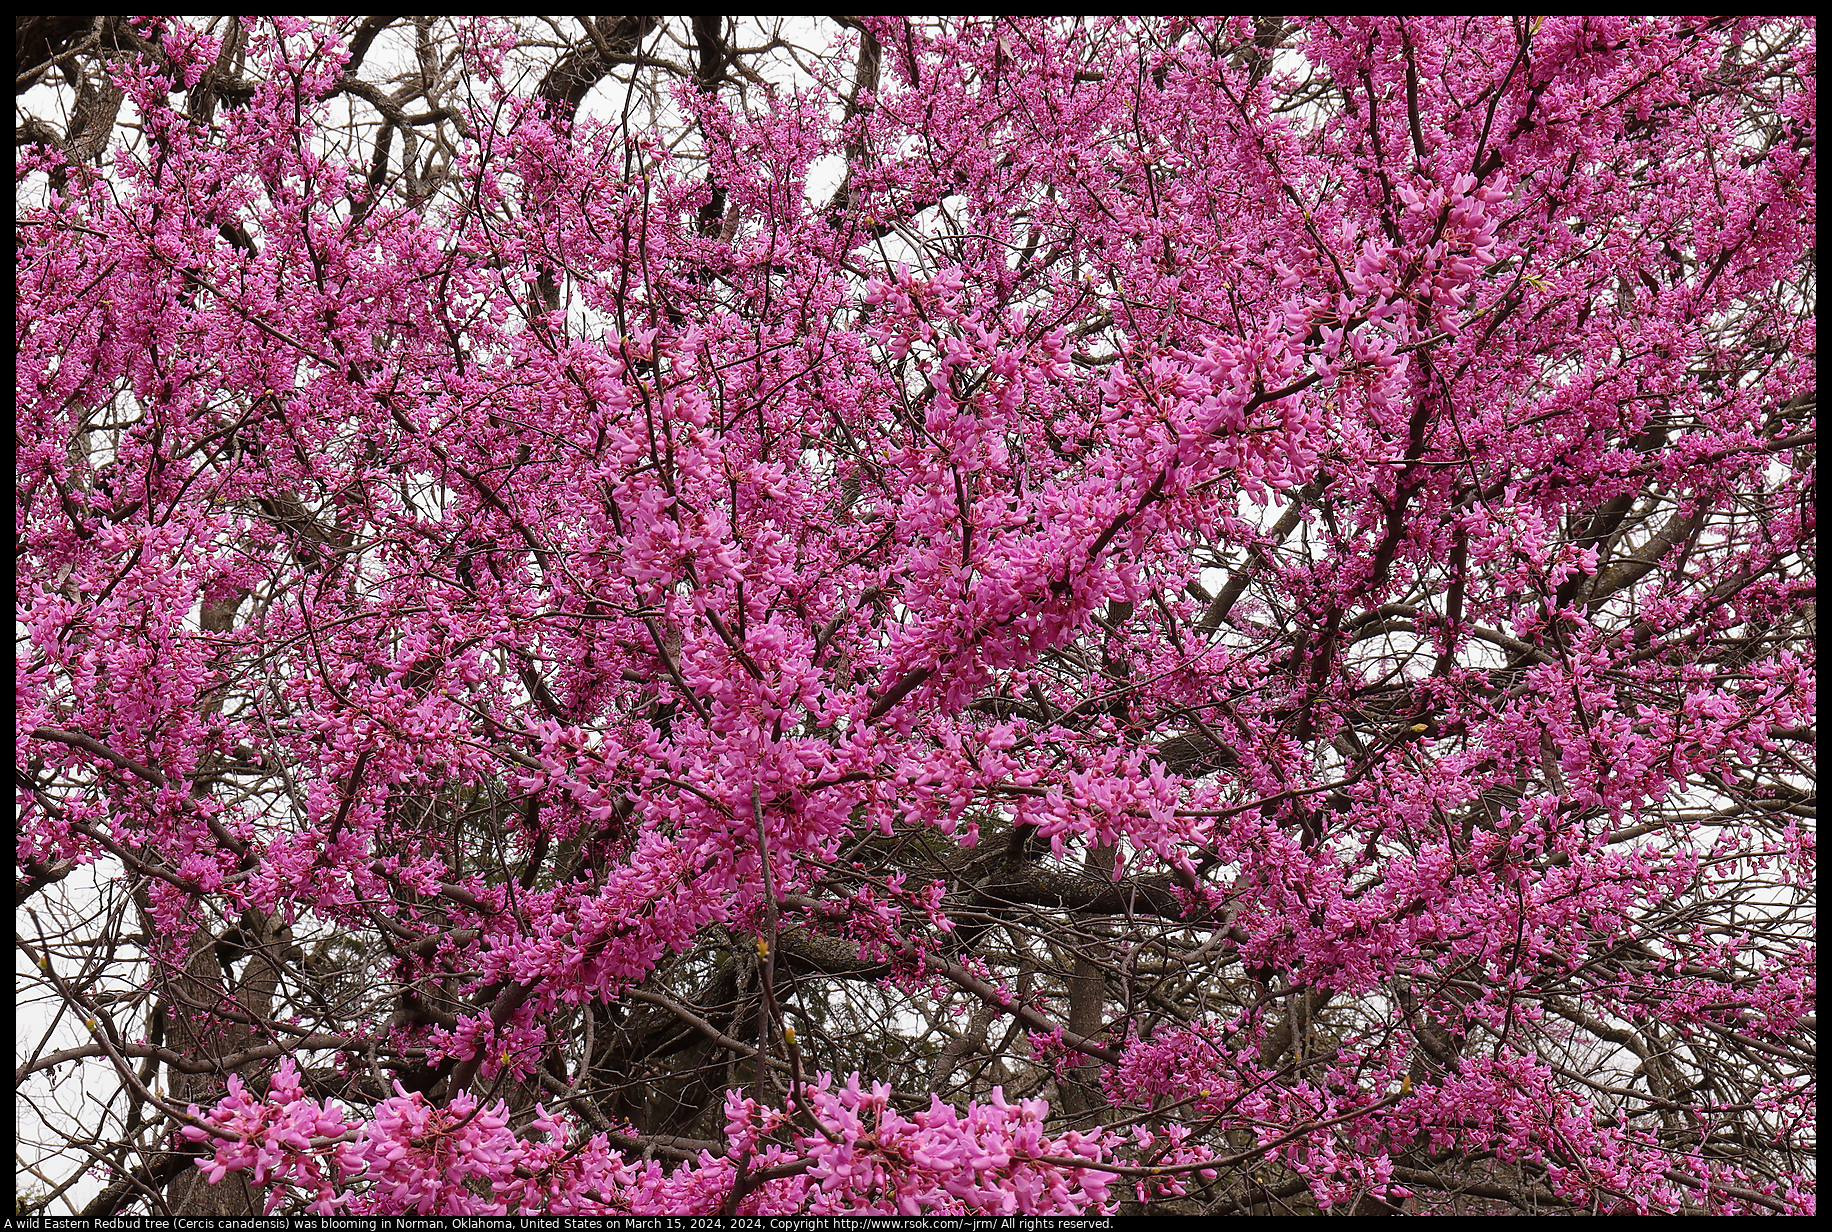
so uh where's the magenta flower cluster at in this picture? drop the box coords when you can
[18,14,1813,1217]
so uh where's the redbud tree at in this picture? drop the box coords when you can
[16,16,1814,1217]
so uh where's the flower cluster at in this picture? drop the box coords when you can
[19,13,1813,1218]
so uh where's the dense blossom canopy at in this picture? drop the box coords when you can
[16,15,1814,1216]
